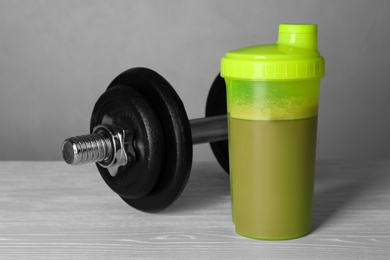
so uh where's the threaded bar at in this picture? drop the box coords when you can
[62,133,112,165]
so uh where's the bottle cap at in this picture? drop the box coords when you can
[221,24,325,80]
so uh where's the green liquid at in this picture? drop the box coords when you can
[229,116,318,240]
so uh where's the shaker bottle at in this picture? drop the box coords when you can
[221,24,325,240]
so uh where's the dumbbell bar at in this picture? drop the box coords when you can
[63,115,227,167]
[62,67,229,213]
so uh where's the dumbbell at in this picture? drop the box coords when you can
[62,67,229,212]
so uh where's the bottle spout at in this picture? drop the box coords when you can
[277,24,318,51]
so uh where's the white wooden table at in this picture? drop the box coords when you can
[0,160,389,259]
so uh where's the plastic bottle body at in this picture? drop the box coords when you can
[226,78,320,240]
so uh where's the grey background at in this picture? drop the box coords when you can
[0,0,389,161]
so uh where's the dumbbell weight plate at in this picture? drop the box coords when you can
[90,84,165,200]
[206,74,229,174]
[105,67,193,213]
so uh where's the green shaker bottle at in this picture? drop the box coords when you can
[221,24,325,240]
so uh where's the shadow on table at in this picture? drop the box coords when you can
[162,162,231,214]
[312,160,386,232]
[161,160,387,231]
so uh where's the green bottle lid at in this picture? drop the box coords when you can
[221,24,325,80]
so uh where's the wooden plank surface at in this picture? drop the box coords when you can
[0,160,389,259]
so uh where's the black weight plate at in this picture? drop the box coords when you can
[107,68,193,213]
[91,85,164,200]
[205,74,229,174]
